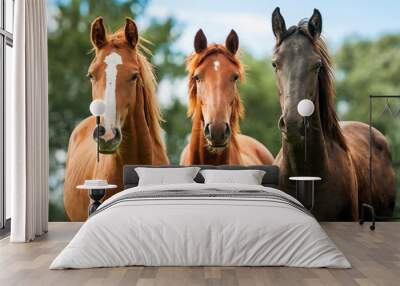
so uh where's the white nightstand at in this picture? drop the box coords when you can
[289,176,321,210]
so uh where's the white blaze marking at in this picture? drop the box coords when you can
[103,52,122,132]
[213,60,220,71]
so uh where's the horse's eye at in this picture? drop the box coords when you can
[272,61,278,71]
[314,61,322,71]
[193,74,201,82]
[87,73,94,80]
[232,74,239,82]
[130,73,138,81]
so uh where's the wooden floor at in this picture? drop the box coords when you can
[0,222,399,286]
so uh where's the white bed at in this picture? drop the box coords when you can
[50,183,350,269]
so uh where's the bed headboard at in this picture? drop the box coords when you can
[123,165,280,189]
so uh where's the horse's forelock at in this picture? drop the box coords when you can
[96,28,144,52]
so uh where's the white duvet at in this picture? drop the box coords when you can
[50,183,350,269]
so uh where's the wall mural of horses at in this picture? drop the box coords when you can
[64,17,169,221]
[180,29,274,165]
[61,11,397,222]
[271,8,396,220]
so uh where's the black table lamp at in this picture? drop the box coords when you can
[89,100,106,162]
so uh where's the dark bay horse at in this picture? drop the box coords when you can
[64,17,169,221]
[271,8,396,220]
[180,29,274,165]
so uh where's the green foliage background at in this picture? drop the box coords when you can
[48,0,400,220]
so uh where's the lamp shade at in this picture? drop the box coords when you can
[297,99,315,117]
[89,100,106,116]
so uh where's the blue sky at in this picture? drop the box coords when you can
[139,0,400,56]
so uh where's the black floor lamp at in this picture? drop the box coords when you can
[297,99,315,163]
[360,95,400,230]
[89,100,106,162]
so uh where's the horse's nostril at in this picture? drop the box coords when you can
[224,123,231,139]
[93,125,106,140]
[112,128,121,139]
[99,126,106,136]
[204,123,211,138]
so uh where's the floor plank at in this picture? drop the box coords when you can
[0,222,399,286]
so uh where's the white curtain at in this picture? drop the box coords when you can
[8,0,49,242]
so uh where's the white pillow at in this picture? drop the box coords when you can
[200,169,266,185]
[135,167,201,186]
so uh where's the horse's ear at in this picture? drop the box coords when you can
[125,18,139,48]
[225,29,239,55]
[194,29,207,53]
[91,17,107,49]
[272,7,286,43]
[308,9,322,40]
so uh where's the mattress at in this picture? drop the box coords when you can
[50,183,350,269]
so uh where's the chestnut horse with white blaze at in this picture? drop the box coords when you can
[271,8,396,220]
[180,29,274,165]
[64,17,169,221]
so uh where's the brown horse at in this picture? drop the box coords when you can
[64,17,169,221]
[271,8,396,220]
[180,29,274,165]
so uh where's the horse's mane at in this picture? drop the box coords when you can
[186,44,245,134]
[276,20,347,150]
[105,29,165,150]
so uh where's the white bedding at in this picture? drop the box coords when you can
[50,183,350,269]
